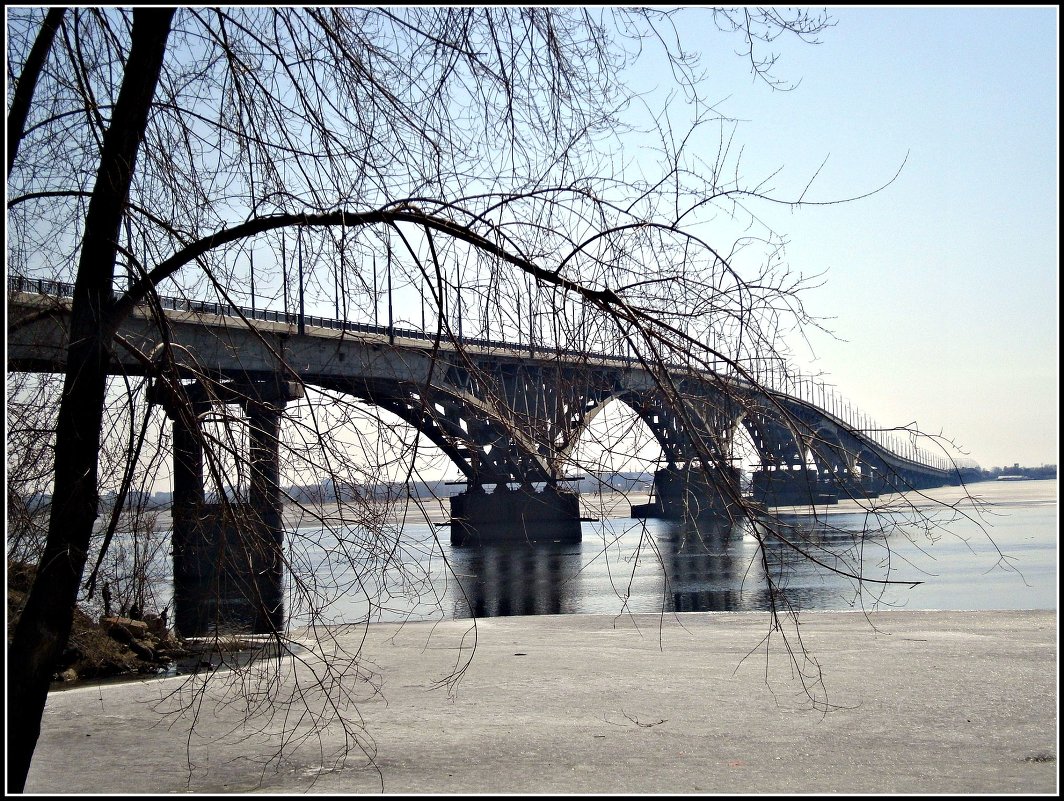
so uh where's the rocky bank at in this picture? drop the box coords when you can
[7,561,189,685]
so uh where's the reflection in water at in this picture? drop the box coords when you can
[444,513,927,619]
[444,516,782,619]
[277,483,1055,625]
[653,518,769,613]
[447,542,585,619]
[753,513,909,611]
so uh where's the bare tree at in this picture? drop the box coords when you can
[7,6,983,792]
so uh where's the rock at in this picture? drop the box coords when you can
[101,616,150,642]
[10,560,189,684]
[128,639,155,661]
[142,613,168,636]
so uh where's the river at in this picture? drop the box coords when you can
[281,478,1057,626]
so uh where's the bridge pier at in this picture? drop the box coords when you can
[631,465,742,521]
[449,483,582,546]
[750,467,839,507]
[155,377,302,636]
[857,471,884,498]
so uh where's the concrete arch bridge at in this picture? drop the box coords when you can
[10,277,961,546]
[9,278,967,634]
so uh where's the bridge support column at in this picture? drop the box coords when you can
[631,465,742,521]
[751,467,838,507]
[854,471,883,499]
[157,378,301,636]
[171,402,206,515]
[449,484,582,546]
[238,401,286,632]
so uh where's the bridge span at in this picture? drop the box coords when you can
[9,277,967,633]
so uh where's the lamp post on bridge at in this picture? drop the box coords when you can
[250,248,256,317]
[455,258,462,341]
[527,273,535,357]
[297,228,306,336]
[281,230,288,321]
[387,242,394,344]
[372,254,378,329]
[295,230,304,334]
[334,231,341,321]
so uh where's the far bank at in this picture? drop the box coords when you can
[277,476,1057,528]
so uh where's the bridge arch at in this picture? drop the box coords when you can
[564,393,662,476]
[804,425,853,477]
[565,384,745,472]
[309,376,554,486]
[577,384,752,519]
[738,402,807,470]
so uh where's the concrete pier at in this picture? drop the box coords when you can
[449,484,582,545]
[170,504,284,635]
[24,610,1057,794]
[631,465,742,520]
[751,466,840,506]
[159,377,300,636]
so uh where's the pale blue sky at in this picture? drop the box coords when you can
[667,5,1058,470]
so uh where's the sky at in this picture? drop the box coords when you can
[660,5,1059,471]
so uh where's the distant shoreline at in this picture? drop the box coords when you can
[279,478,1056,530]
[282,489,653,528]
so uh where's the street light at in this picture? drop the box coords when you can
[297,227,305,336]
[281,230,289,321]
[372,254,378,328]
[249,247,256,317]
[455,259,462,341]
[387,241,394,344]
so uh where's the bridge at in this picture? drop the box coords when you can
[8,275,968,633]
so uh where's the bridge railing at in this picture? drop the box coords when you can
[9,274,969,475]
[7,273,649,366]
[8,274,77,299]
[756,366,962,474]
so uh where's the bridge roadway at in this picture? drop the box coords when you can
[9,279,961,634]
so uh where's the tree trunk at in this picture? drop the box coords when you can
[6,7,65,176]
[6,8,174,793]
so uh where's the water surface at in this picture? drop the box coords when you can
[283,479,1056,625]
